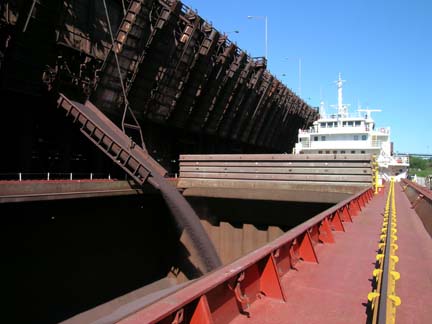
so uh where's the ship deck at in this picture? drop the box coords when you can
[230,182,432,323]
[113,181,432,324]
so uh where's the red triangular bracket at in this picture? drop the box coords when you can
[260,255,287,301]
[299,232,318,263]
[191,295,214,324]
[341,206,353,222]
[330,211,345,232]
[349,200,361,216]
[359,194,366,208]
[319,217,335,243]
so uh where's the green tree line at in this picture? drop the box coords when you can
[409,156,432,177]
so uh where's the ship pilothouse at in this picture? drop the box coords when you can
[294,73,409,180]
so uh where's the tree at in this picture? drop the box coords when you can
[410,156,427,170]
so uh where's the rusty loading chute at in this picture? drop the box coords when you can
[57,94,222,273]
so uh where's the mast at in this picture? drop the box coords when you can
[336,73,347,117]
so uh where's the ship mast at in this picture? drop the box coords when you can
[336,73,347,118]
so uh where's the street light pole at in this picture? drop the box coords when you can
[247,15,268,61]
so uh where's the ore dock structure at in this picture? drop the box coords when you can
[1,1,431,324]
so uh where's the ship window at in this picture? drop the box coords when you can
[342,121,347,126]
[362,135,367,140]
[318,150,323,154]
[320,123,326,128]
[341,150,346,154]
[354,135,359,140]
[351,150,356,154]
[314,136,318,141]
[355,121,361,126]
[333,150,337,154]
[328,122,333,128]
[321,136,326,141]
[348,121,353,126]
[361,150,366,154]
[325,150,330,154]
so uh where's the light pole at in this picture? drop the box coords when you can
[247,15,268,60]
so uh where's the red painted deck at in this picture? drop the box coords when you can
[229,183,432,324]
[101,184,432,324]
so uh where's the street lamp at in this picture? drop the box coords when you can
[247,15,268,60]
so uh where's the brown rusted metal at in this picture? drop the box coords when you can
[57,94,222,272]
[105,186,374,324]
[0,180,156,203]
[401,179,432,237]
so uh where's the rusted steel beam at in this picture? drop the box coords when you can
[240,72,274,142]
[249,79,282,145]
[168,22,221,128]
[107,186,373,324]
[195,44,241,132]
[179,161,372,167]
[179,172,371,183]
[0,180,154,203]
[217,58,256,137]
[128,1,184,120]
[401,179,432,201]
[229,61,267,141]
[179,153,373,161]
[401,179,432,236]
[178,154,374,202]
[57,94,222,273]
[92,0,157,112]
[181,187,360,204]
[180,166,372,175]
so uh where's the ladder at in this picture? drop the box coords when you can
[57,93,221,272]
[57,94,166,184]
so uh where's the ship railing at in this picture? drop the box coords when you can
[107,186,374,323]
[304,141,380,150]
[0,172,113,182]
[402,180,432,230]
[299,127,389,135]
[371,140,383,148]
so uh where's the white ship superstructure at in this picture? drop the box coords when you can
[294,73,409,181]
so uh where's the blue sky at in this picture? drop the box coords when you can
[183,0,432,154]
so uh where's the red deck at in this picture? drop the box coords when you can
[96,183,432,324]
[229,183,432,323]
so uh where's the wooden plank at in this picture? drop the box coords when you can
[179,153,373,162]
[179,172,372,183]
[180,166,372,175]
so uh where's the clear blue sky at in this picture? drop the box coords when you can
[183,0,432,154]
